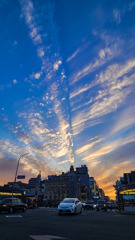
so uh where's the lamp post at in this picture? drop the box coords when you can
[12,153,29,198]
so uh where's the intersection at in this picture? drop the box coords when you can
[0,208,135,240]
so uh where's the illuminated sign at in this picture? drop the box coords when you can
[0,192,22,196]
[119,189,135,195]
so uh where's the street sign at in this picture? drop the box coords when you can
[17,175,25,179]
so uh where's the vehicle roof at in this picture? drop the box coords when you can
[63,198,78,200]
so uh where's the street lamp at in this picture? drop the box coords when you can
[12,153,29,197]
[14,153,29,183]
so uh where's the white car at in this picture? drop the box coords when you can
[58,198,82,215]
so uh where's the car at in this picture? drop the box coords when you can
[96,200,107,211]
[83,200,94,210]
[81,201,86,209]
[0,198,27,214]
[58,198,82,215]
[106,202,113,210]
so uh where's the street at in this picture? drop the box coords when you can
[0,208,135,240]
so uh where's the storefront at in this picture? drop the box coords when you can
[0,187,22,200]
[118,184,135,213]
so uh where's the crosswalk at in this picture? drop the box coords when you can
[6,215,22,218]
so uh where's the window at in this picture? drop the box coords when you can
[62,199,75,203]
[0,199,12,204]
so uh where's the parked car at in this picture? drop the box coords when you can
[81,201,86,209]
[83,200,94,210]
[96,200,107,211]
[0,198,27,214]
[106,202,113,210]
[58,198,82,215]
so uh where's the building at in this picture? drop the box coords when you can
[0,185,23,200]
[114,171,135,213]
[28,172,41,192]
[89,177,100,198]
[99,188,105,200]
[25,172,44,205]
[76,165,90,200]
[0,172,45,205]
[104,196,110,202]
[44,165,93,206]
[44,169,81,206]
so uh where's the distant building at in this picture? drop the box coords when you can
[89,177,100,198]
[28,172,41,192]
[4,181,28,191]
[104,196,110,202]
[99,188,105,200]
[25,172,44,205]
[76,165,90,200]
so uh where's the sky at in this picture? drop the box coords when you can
[0,0,135,199]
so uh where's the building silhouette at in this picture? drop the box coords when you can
[44,165,90,206]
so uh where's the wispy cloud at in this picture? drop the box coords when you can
[67,48,80,62]
[20,0,42,45]
[113,9,121,24]
[69,44,118,85]
[75,138,102,156]
[111,105,135,135]
[129,1,135,11]
[71,58,135,135]
[85,135,135,198]
[20,0,63,84]
[99,48,112,59]
[70,82,96,99]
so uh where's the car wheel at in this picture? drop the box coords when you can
[58,212,61,215]
[9,208,13,214]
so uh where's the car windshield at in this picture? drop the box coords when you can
[0,199,12,203]
[62,199,75,203]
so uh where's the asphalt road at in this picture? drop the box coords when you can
[0,208,135,240]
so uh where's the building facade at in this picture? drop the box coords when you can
[89,177,100,198]
[44,165,92,206]
[44,170,81,206]
[114,171,135,212]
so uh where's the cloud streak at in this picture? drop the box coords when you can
[71,58,135,136]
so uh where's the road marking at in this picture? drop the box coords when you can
[30,235,67,240]
[6,215,22,218]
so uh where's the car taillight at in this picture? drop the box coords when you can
[3,204,7,207]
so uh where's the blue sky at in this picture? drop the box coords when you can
[0,0,135,198]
